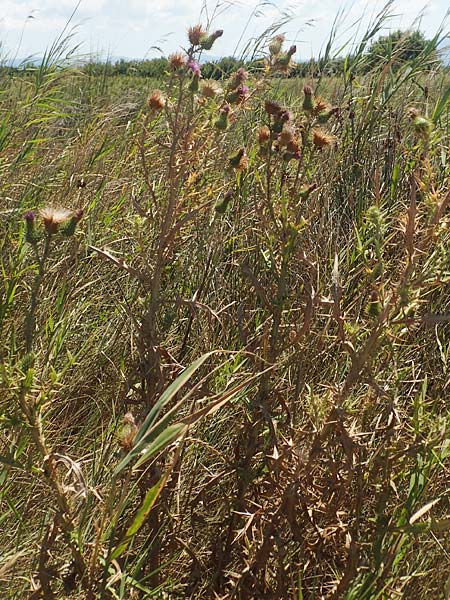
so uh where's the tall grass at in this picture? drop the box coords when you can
[1,5,450,599]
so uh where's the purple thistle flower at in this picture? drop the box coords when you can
[187,59,202,77]
[237,84,249,98]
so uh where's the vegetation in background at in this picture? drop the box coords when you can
[1,3,450,599]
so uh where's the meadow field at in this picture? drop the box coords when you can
[1,11,450,600]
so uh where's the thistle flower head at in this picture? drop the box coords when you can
[169,52,187,71]
[278,124,296,147]
[187,59,202,77]
[40,207,72,234]
[228,67,248,90]
[24,210,39,244]
[200,29,223,51]
[258,126,271,144]
[264,99,283,117]
[312,128,336,149]
[269,34,285,56]
[147,89,166,112]
[201,80,222,99]
[118,412,138,451]
[227,83,250,104]
[188,24,207,46]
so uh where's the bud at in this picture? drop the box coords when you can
[200,29,223,51]
[24,210,40,244]
[215,190,233,214]
[62,209,84,237]
[298,183,317,200]
[367,289,382,317]
[189,74,200,93]
[412,115,433,139]
[302,85,314,112]
[214,104,230,131]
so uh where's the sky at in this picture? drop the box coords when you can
[0,0,449,63]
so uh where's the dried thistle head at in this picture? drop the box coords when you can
[201,80,222,99]
[312,128,336,149]
[264,99,283,117]
[269,34,285,56]
[147,90,166,112]
[313,97,330,115]
[188,24,207,46]
[40,207,72,234]
[258,126,271,144]
[169,52,186,71]
[228,67,248,90]
[279,124,296,147]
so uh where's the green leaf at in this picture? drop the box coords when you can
[432,84,450,124]
[110,477,165,560]
[135,352,214,443]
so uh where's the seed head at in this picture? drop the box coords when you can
[258,126,271,144]
[40,207,72,234]
[188,24,207,46]
[312,128,336,149]
[278,124,295,147]
[147,89,166,112]
[169,52,186,71]
[228,67,248,90]
[118,412,138,451]
[269,34,285,56]
[201,80,222,99]
[264,99,283,117]
[313,97,330,115]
